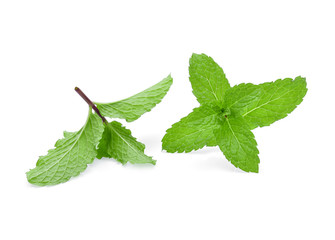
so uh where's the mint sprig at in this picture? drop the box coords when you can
[162,53,307,172]
[27,75,173,186]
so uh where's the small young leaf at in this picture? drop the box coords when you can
[95,75,173,122]
[215,115,260,172]
[97,121,156,165]
[189,53,230,106]
[242,76,307,129]
[162,105,222,153]
[26,110,105,186]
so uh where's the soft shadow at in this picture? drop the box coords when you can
[197,156,245,173]
[139,134,162,150]
[185,147,246,173]
[96,157,156,170]
[126,163,156,170]
[187,146,219,155]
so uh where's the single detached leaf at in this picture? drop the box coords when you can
[95,75,173,122]
[162,105,222,153]
[189,53,230,106]
[215,115,260,172]
[97,121,156,165]
[26,110,105,186]
[223,83,262,115]
[242,76,307,129]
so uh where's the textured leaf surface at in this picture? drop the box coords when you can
[97,121,156,165]
[26,111,105,186]
[243,76,307,129]
[189,53,230,106]
[215,115,260,172]
[96,75,172,122]
[224,83,262,115]
[161,52,308,173]
[162,105,221,153]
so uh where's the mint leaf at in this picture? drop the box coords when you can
[95,75,173,122]
[215,115,260,172]
[97,121,156,165]
[162,53,307,172]
[26,110,105,186]
[242,76,307,129]
[162,105,222,153]
[223,83,262,116]
[189,53,230,106]
[96,124,112,161]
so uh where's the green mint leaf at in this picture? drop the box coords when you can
[96,125,111,161]
[162,105,221,153]
[162,53,307,173]
[95,75,173,122]
[223,83,262,116]
[242,76,307,129]
[215,115,260,172]
[26,110,105,186]
[97,121,156,165]
[189,53,230,106]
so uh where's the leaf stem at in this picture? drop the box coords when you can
[74,87,108,124]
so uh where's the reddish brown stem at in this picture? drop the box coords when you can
[74,87,108,123]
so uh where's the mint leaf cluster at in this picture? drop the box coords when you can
[162,54,307,172]
[27,75,173,186]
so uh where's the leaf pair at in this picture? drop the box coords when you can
[26,75,173,186]
[162,54,307,172]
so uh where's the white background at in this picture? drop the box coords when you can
[1,1,334,239]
